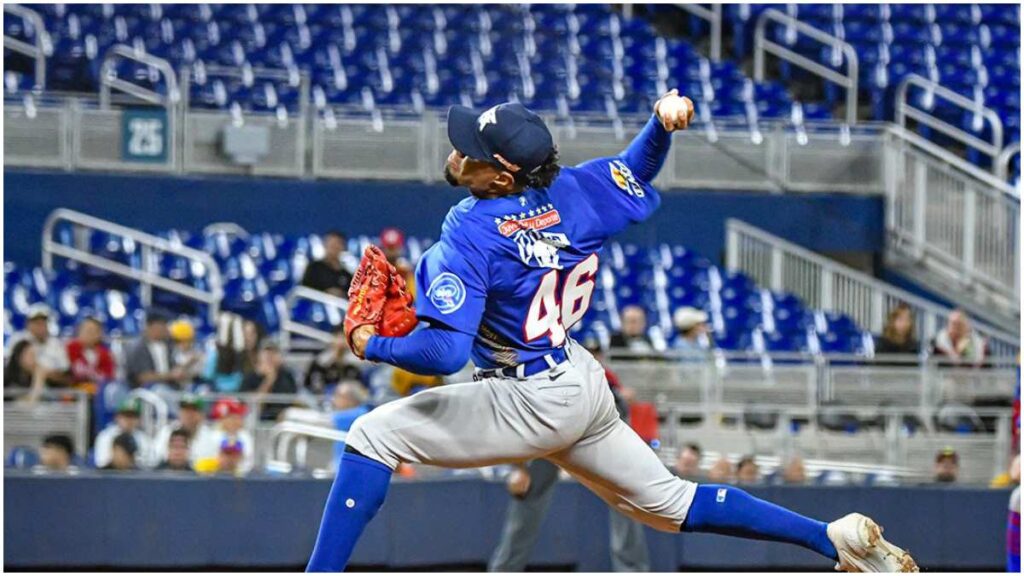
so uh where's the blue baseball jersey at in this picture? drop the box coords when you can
[414,156,661,369]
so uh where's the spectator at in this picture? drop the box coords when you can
[102,432,139,472]
[124,309,187,389]
[241,339,299,421]
[217,438,246,476]
[204,317,263,393]
[153,394,217,464]
[301,231,353,297]
[781,456,808,485]
[157,429,194,472]
[4,340,46,399]
[305,327,364,394]
[932,310,987,364]
[380,227,415,296]
[672,306,711,359]
[609,305,654,353]
[201,397,254,475]
[66,316,116,386]
[736,455,760,484]
[329,380,372,466]
[94,399,153,469]
[673,443,704,480]
[707,456,735,483]
[9,304,69,387]
[934,447,960,483]
[39,434,75,472]
[992,454,1020,488]
[169,318,205,387]
[876,304,919,355]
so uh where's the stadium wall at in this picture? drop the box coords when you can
[4,169,884,267]
[4,473,1010,571]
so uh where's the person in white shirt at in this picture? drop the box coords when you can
[153,394,217,464]
[196,397,255,475]
[8,304,70,387]
[93,399,154,469]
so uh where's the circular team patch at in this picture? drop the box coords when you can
[427,272,466,315]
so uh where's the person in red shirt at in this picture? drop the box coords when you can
[66,317,115,385]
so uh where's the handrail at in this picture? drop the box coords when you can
[99,44,180,109]
[675,3,722,61]
[266,421,348,472]
[896,74,1004,168]
[724,218,1020,354]
[41,208,224,322]
[125,388,170,440]
[888,124,1018,196]
[996,141,1021,185]
[3,389,90,456]
[280,286,349,351]
[202,222,250,239]
[3,4,50,89]
[754,8,859,125]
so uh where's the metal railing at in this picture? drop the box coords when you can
[996,141,1021,186]
[754,8,859,125]
[265,420,347,474]
[676,3,722,61]
[725,219,1020,356]
[3,389,90,458]
[3,4,49,89]
[896,74,1004,170]
[884,126,1021,318]
[99,45,180,110]
[279,286,348,351]
[41,208,224,322]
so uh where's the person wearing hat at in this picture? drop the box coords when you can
[301,230,354,298]
[240,339,298,422]
[124,309,187,390]
[93,398,154,469]
[169,318,205,387]
[202,397,254,475]
[153,394,217,465]
[934,447,960,483]
[672,306,712,361]
[379,227,415,299]
[8,303,70,387]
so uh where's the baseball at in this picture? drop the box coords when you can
[656,90,695,131]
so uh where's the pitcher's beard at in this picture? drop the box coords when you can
[444,164,459,187]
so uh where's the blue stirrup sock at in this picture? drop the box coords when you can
[682,484,838,561]
[306,452,393,572]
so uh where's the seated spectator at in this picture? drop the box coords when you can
[672,307,712,359]
[673,442,704,480]
[4,340,46,400]
[707,456,735,483]
[157,429,194,473]
[874,304,918,356]
[66,316,116,388]
[125,309,187,390]
[301,230,353,297]
[153,394,217,464]
[242,339,299,421]
[781,456,808,485]
[736,455,760,484]
[305,327,364,394]
[934,447,960,483]
[380,227,414,295]
[992,454,1020,488]
[329,380,372,466]
[39,434,75,473]
[94,399,154,469]
[102,433,139,472]
[932,310,987,365]
[199,398,254,475]
[204,317,263,393]
[217,438,246,476]
[610,305,654,353]
[9,304,69,387]
[170,318,205,388]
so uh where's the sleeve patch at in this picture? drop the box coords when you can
[427,272,467,314]
[609,160,645,198]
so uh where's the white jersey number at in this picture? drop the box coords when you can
[524,254,598,346]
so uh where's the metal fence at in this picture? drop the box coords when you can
[726,218,1020,356]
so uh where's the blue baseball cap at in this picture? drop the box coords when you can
[447,102,555,176]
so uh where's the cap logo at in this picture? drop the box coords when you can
[478,105,499,131]
[493,153,521,173]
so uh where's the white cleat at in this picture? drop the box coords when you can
[826,513,919,573]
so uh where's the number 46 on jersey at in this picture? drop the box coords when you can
[524,254,599,346]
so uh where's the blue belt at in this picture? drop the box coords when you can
[474,347,569,381]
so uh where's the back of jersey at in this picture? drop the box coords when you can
[413,153,662,370]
